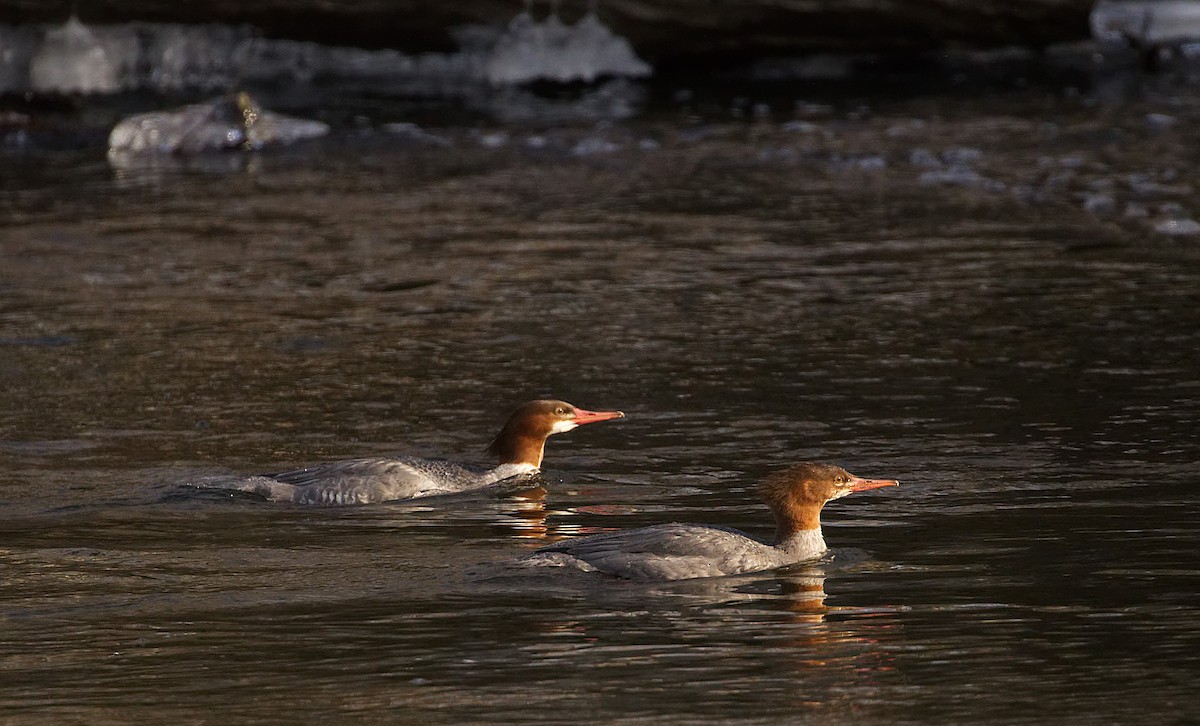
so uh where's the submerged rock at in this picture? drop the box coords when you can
[107,92,329,154]
[382,122,453,147]
[1153,217,1200,236]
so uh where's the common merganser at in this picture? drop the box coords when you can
[527,462,897,581]
[194,400,624,505]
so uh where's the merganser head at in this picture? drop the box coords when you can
[486,399,624,467]
[758,462,898,541]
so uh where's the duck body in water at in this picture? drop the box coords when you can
[527,462,897,581]
[191,400,624,505]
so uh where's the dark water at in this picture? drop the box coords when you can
[2,83,1200,724]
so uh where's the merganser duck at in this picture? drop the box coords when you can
[195,400,623,505]
[527,462,897,581]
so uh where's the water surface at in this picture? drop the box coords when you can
[2,83,1199,723]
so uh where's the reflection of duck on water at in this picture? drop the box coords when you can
[656,566,899,684]
[654,565,830,618]
[525,462,897,581]
[496,484,551,540]
[497,482,642,541]
[778,569,828,618]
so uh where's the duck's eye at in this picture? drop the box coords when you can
[836,475,846,484]
[555,407,567,416]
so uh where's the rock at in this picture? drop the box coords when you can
[1092,1,1200,47]
[3,1,1096,62]
[29,15,134,93]
[107,92,329,154]
[484,10,650,85]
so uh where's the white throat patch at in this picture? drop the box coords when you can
[550,419,579,435]
[828,487,852,502]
